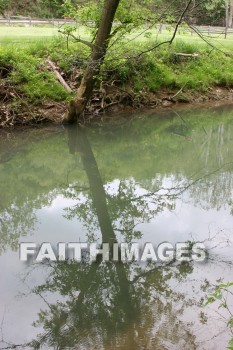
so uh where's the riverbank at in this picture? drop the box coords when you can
[1,37,233,127]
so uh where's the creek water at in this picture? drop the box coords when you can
[0,104,233,350]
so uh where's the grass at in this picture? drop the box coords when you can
[1,24,233,50]
[0,26,58,46]
[0,25,89,47]
[0,41,71,103]
[0,26,59,37]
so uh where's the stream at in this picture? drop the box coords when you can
[0,104,233,349]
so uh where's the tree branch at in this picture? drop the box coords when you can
[47,60,73,93]
[58,30,94,49]
[169,0,193,44]
[129,0,193,59]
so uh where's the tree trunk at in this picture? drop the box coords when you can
[229,1,233,27]
[226,0,229,27]
[64,0,121,124]
[226,0,233,28]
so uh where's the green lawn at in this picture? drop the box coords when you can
[0,25,233,52]
[0,26,88,46]
[128,27,233,51]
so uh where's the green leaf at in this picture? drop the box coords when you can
[205,297,215,305]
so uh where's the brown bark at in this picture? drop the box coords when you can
[64,0,121,124]
[229,1,233,27]
[226,0,233,28]
[226,0,229,27]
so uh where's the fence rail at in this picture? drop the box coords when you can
[158,24,233,37]
[0,17,233,38]
[0,17,76,26]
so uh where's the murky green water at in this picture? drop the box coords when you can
[0,104,233,350]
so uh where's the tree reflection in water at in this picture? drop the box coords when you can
[30,126,197,350]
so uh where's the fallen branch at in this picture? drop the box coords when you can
[47,60,73,93]
[102,101,120,110]
[170,82,188,100]
[174,52,199,57]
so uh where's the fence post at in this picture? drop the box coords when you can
[159,23,163,34]
[225,26,228,39]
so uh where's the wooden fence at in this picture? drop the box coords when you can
[0,16,76,27]
[157,23,233,38]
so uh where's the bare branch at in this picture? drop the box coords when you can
[169,0,193,44]
[127,0,193,59]
[189,25,233,57]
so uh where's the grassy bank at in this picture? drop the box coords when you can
[1,27,233,126]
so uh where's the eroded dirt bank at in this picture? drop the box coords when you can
[1,83,233,128]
